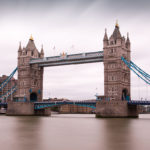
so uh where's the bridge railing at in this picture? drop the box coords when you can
[30,51,104,64]
[34,101,96,110]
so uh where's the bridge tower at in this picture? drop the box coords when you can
[16,36,44,102]
[103,22,131,101]
[95,23,137,118]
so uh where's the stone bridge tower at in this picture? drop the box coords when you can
[103,22,131,101]
[16,36,44,102]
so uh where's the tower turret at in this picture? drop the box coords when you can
[126,32,130,49]
[18,42,22,56]
[26,35,39,58]
[103,29,109,47]
[40,45,44,58]
[122,36,126,48]
[109,21,122,45]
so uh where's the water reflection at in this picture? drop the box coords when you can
[14,116,43,150]
[101,118,133,150]
[0,114,150,150]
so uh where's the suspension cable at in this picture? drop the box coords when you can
[121,57,150,85]
[0,67,18,91]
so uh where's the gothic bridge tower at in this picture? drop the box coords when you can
[16,36,44,102]
[103,22,131,101]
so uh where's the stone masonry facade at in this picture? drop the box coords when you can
[103,23,131,101]
[15,36,44,102]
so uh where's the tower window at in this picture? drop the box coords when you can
[110,41,113,45]
[31,51,34,56]
[112,87,114,91]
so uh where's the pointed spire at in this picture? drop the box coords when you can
[126,32,130,43]
[103,28,108,41]
[126,32,130,49]
[26,35,36,50]
[41,44,44,53]
[62,52,65,57]
[40,44,44,58]
[30,35,34,41]
[115,20,119,28]
[18,41,22,52]
[111,20,121,40]
[127,32,129,39]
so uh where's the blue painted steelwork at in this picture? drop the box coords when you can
[2,100,150,110]
[130,61,150,79]
[29,88,32,93]
[0,85,17,102]
[34,101,96,110]
[0,67,18,92]
[30,51,103,67]
[121,57,150,85]
[75,104,96,109]
[34,100,150,109]
[34,100,150,110]
[129,61,150,83]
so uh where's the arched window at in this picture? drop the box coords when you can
[31,51,34,56]
[30,92,37,102]
[110,41,113,45]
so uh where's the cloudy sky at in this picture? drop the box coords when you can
[0,0,150,100]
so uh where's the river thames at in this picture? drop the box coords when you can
[0,114,150,150]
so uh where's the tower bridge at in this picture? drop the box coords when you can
[1,22,150,117]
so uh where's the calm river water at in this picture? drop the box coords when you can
[0,114,150,150]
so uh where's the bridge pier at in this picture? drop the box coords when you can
[6,102,51,116]
[96,101,138,118]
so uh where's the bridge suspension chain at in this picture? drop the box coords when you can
[130,61,150,83]
[0,85,17,102]
[121,57,150,85]
[130,61,150,79]
[0,67,18,92]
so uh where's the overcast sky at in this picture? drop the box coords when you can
[0,0,150,100]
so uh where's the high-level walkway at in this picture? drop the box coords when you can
[30,51,103,67]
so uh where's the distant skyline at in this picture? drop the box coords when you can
[0,0,150,100]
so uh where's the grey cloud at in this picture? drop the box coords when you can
[104,0,150,11]
[0,0,95,14]
[0,0,150,100]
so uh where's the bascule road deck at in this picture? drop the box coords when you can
[30,51,104,67]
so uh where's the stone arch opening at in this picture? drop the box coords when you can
[122,89,129,101]
[30,92,37,102]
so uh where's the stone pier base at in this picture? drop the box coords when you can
[96,101,138,118]
[6,102,51,116]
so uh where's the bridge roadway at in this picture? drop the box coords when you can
[34,101,96,109]
[1,100,150,110]
[30,51,103,67]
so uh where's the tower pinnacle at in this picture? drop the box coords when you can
[126,32,130,48]
[18,41,22,52]
[103,28,108,41]
[30,35,34,41]
[115,20,119,28]
[41,44,44,53]
[40,44,44,58]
